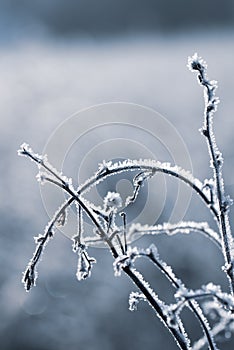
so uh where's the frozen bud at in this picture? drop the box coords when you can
[222,262,233,274]
[96,160,112,176]
[215,151,223,167]
[36,172,47,184]
[22,267,37,291]
[76,248,96,281]
[203,178,214,189]
[146,243,158,258]
[56,208,67,227]
[113,254,130,276]
[209,80,218,91]
[34,234,45,243]
[104,192,122,209]
[17,143,31,156]
[203,282,221,294]
[187,53,207,72]
[17,143,46,163]
[164,304,181,329]
[207,102,216,113]
[129,292,146,311]
[167,312,178,329]
[222,196,233,213]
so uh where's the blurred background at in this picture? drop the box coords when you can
[0,1,234,349]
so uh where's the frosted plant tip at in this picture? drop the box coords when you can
[104,192,122,209]
[187,53,207,72]
[17,143,31,157]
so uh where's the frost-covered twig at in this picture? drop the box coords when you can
[122,265,190,349]
[19,54,234,349]
[188,53,234,294]
[122,244,216,350]
[18,145,117,284]
[175,283,234,314]
[79,159,219,220]
[128,221,221,249]
[22,199,72,290]
[193,301,234,350]
[18,144,191,349]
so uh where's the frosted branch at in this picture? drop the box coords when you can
[22,199,72,291]
[193,301,234,350]
[78,158,218,220]
[188,53,234,293]
[128,221,221,249]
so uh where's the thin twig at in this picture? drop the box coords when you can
[188,53,234,294]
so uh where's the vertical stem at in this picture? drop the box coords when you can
[203,82,234,295]
[188,56,234,294]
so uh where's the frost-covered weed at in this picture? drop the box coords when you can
[18,54,234,350]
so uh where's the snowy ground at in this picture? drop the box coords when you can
[0,31,234,349]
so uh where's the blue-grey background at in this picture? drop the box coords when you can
[0,1,234,349]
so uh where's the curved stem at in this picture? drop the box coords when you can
[42,168,189,349]
[140,252,216,350]
[123,266,189,350]
[78,162,219,220]
[128,222,221,250]
[33,156,219,257]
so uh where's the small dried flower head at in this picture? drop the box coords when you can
[104,192,122,210]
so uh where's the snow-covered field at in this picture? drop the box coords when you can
[1,31,234,349]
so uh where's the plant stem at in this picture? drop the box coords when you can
[43,166,189,349]
[144,252,216,350]
[79,162,219,220]
[123,266,189,350]
[200,71,234,294]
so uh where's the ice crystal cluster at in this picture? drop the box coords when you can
[18,54,234,350]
